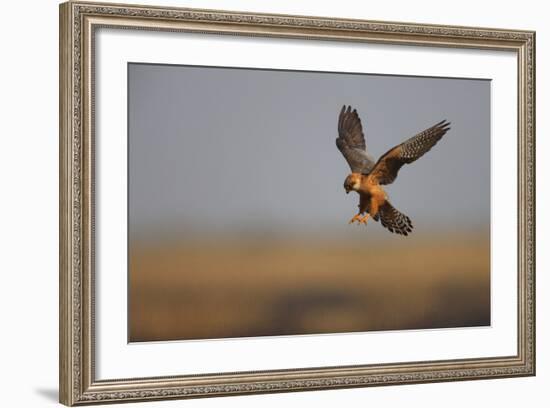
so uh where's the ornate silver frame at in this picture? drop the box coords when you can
[59,1,535,405]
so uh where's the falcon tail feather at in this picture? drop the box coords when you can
[375,201,413,236]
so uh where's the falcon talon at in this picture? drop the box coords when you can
[359,215,369,225]
[336,105,450,236]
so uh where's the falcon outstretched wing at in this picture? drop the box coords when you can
[336,105,375,174]
[368,120,451,185]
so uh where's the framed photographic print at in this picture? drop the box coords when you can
[59,1,536,405]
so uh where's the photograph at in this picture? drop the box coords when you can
[57,2,535,404]
[127,63,491,342]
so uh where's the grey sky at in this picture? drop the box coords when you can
[128,63,490,238]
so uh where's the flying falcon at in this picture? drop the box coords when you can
[336,105,450,236]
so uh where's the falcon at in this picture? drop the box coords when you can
[336,105,450,236]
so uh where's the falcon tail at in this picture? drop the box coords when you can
[374,201,413,236]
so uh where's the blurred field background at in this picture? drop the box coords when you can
[129,232,490,342]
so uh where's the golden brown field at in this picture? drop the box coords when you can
[129,233,490,342]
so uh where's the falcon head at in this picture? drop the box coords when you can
[344,173,362,194]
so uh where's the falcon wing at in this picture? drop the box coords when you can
[336,105,375,174]
[368,120,451,185]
